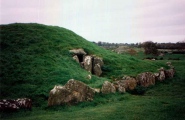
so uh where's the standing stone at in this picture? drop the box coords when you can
[83,56,92,73]
[158,67,165,81]
[101,81,116,94]
[92,56,104,76]
[93,64,102,76]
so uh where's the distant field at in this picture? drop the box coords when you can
[113,47,185,60]
[158,49,185,53]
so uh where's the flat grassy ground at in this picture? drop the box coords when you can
[1,60,185,120]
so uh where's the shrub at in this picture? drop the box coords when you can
[142,41,159,55]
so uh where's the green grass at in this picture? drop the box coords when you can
[1,60,184,120]
[1,23,185,120]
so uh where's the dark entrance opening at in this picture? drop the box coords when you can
[77,54,84,63]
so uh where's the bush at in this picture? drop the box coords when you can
[142,41,159,55]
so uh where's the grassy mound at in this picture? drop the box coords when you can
[0,23,166,106]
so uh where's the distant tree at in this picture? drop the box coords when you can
[142,41,158,55]
[97,41,102,46]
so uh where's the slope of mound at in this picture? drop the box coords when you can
[0,23,165,106]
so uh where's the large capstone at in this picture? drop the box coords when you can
[69,49,87,55]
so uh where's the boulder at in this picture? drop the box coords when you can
[114,77,137,92]
[0,99,19,111]
[136,72,155,87]
[158,67,166,81]
[73,55,80,63]
[165,68,175,78]
[87,74,92,80]
[122,75,132,80]
[154,73,160,80]
[92,88,101,93]
[117,84,126,93]
[101,81,116,94]
[16,98,32,110]
[83,55,92,73]
[48,79,95,106]
[0,98,32,111]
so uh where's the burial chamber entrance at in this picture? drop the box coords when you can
[77,54,84,63]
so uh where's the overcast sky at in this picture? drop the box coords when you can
[1,0,185,43]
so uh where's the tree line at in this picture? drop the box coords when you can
[93,40,185,55]
[93,41,185,49]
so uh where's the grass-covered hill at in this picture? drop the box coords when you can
[0,23,165,106]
